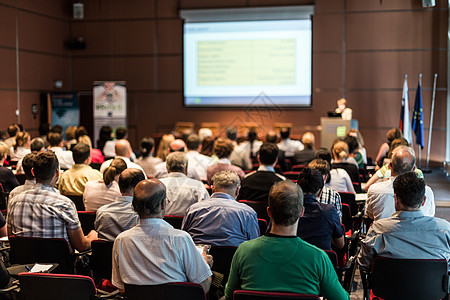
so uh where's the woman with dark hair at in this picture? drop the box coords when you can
[199,136,215,157]
[296,168,344,251]
[375,128,402,168]
[83,158,127,211]
[136,136,162,178]
[97,126,112,155]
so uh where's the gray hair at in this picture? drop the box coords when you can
[166,152,188,173]
[391,146,416,175]
[212,170,240,190]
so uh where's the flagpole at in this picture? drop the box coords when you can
[424,73,438,173]
[417,73,422,168]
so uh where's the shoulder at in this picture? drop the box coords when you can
[368,178,392,194]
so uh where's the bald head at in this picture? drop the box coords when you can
[390,146,416,176]
[169,139,186,152]
[118,168,145,196]
[132,179,167,218]
[115,139,131,157]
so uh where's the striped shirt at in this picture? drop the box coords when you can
[7,183,80,246]
[318,185,343,218]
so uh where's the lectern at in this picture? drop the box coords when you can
[320,118,358,150]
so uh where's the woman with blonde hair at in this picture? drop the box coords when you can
[78,135,104,164]
[330,141,360,192]
[156,134,175,161]
[10,131,31,161]
[83,157,126,211]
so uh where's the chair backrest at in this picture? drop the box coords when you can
[370,257,449,300]
[238,200,269,222]
[209,246,238,283]
[341,203,353,232]
[324,250,339,276]
[282,171,300,181]
[77,211,96,235]
[125,282,206,300]
[9,236,74,274]
[65,194,85,211]
[163,215,184,229]
[19,272,96,300]
[233,290,320,299]
[338,192,358,216]
[0,191,8,211]
[91,239,114,283]
[90,162,102,170]
[257,218,267,236]
[291,165,307,172]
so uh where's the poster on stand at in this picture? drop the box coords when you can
[48,92,80,139]
[93,81,127,149]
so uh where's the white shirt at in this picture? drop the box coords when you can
[9,147,31,161]
[229,142,252,171]
[327,168,355,193]
[112,218,212,290]
[159,173,209,216]
[50,146,75,170]
[100,156,147,178]
[186,151,214,182]
[277,138,304,157]
[154,161,200,180]
[102,140,117,158]
[83,179,121,211]
[366,177,435,221]
[239,140,263,158]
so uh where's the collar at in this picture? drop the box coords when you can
[116,195,133,203]
[35,182,59,193]
[139,218,170,227]
[266,232,297,238]
[210,192,235,201]
[393,210,424,219]
[115,156,131,163]
[71,164,90,170]
[258,165,275,172]
[217,158,231,164]
[168,172,187,178]
[24,179,36,186]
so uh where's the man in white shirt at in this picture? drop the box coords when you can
[185,134,213,182]
[48,132,74,170]
[227,127,252,171]
[366,146,435,221]
[159,152,209,216]
[112,178,213,294]
[100,139,146,177]
[277,127,304,158]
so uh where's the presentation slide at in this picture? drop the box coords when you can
[184,20,312,107]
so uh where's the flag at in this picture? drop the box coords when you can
[399,76,412,144]
[412,79,424,148]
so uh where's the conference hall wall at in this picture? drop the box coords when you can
[0,0,71,138]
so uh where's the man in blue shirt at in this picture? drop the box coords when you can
[358,172,450,271]
[182,170,259,247]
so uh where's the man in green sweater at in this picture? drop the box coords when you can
[224,180,349,300]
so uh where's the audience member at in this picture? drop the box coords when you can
[330,141,360,192]
[296,168,345,250]
[346,129,367,166]
[83,158,125,211]
[112,178,213,293]
[7,151,97,251]
[265,131,289,172]
[78,135,104,164]
[100,139,145,176]
[343,135,360,168]
[185,134,213,181]
[0,142,19,192]
[50,125,63,134]
[155,134,175,161]
[103,127,128,158]
[224,180,349,300]
[65,126,77,150]
[293,132,315,165]
[9,153,37,206]
[97,125,112,154]
[358,172,450,271]
[159,152,209,216]
[308,159,343,219]
[198,127,213,142]
[320,145,355,194]
[366,146,435,221]
[15,137,46,174]
[199,136,215,157]
[182,170,259,247]
[237,143,285,202]
[154,139,200,180]
[206,138,245,185]
[10,131,31,161]
[240,128,262,158]
[48,132,74,170]
[58,143,102,196]
[4,124,19,148]
[277,127,303,158]
[95,168,145,241]
[136,136,162,178]
[375,128,402,168]
[38,123,50,145]
[227,127,252,171]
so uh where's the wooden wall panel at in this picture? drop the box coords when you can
[347,10,447,50]
[157,20,182,54]
[0,6,17,48]
[0,49,17,89]
[312,53,343,89]
[179,0,246,9]
[346,0,447,11]
[81,0,155,20]
[315,0,344,13]
[157,56,183,91]
[313,14,343,51]
[71,20,155,56]
[157,0,178,18]
[16,0,70,19]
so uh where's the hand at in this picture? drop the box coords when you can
[86,230,98,241]
[202,246,213,268]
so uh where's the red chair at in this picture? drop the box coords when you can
[291,165,307,172]
[125,282,206,300]
[257,218,267,235]
[163,215,184,229]
[18,272,116,299]
[209,246,238,284]
[233,290,320,299]
[282,171,300,182]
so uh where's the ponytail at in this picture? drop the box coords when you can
[102,157,127,186]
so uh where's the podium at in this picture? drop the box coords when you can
[320,118,358,150]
